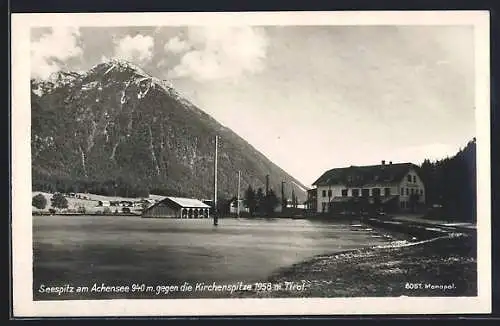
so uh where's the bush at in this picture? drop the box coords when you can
[51,193,68,209]
[32,194,47,209]
[103,207,112,215]
[122,207,131,213]
[48,208,56,214]
[77,206,86,214]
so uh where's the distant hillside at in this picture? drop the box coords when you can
[31,59,307,202]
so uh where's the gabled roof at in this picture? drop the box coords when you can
[165,197,211,208]
[312,163,420,187]
[142,196,210,215]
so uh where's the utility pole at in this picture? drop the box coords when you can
[213,135,218,226]
[265,174,270,196]
[237,170,241,218]
[281,181,285,209]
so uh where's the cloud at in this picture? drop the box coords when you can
[166,26,269,82]
[114,34,154,64]
[30,27,83,79]
[164,36,189,53]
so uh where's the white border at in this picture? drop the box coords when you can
[11,11,491,317]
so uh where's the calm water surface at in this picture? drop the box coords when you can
[33,215,391,298]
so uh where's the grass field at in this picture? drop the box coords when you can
[32,192,165,214]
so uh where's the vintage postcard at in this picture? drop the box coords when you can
[11,11,491,317]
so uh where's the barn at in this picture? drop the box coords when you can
[141,197,211,219]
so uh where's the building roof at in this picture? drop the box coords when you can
[312,162,419,187]
[142,196,210,215]
[165,197,211,208]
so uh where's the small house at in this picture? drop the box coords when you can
[142,197,211,219]
[119,200,134,207]
[229,199,249,214]
[97,200,111,207]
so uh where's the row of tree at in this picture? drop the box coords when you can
[419,138,476,222]
[243,185,280,216]
[32,193,68,210]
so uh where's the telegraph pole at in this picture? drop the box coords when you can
[237,170,241,218]
[213,135,218,226]
[281,181,285,210]
[265,174,270,196]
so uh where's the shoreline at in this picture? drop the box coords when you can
[32,215,477,300]
[228,230,476,298]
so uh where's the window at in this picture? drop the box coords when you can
[322,190,326,198]
[420,189,424,195]
[352,189,360,197]
[413,176,416,183]
[341,189,348,197]
[328,190,332,198]
[400,188,404,195]
[411,188,414,195]
[400,201,404,209]
[322,202,326,212]
[362,188,370,197]
[407,175,412,182]
[372,188,381,197]
[384,188,391,196]
[406,188,409,196]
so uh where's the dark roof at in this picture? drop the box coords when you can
[312,163,420,187]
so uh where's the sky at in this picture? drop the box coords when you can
[30,25,476,187]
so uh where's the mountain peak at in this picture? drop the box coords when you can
[90,58,151,79]
[31,60,308,201]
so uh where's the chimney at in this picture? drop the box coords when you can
[381,160,385,165]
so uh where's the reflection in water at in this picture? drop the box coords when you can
[33,216,389,286]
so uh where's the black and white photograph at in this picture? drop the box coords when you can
[11,11,491,316]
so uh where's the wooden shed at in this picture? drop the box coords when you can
[141,196,211,219]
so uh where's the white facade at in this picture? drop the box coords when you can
[314,167,426,213]
[229,199,250,214]
[316,185,343,213]
[397,167,426,210]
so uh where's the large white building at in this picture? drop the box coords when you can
[310,161,425,214]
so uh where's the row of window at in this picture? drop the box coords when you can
[400,188,424,196]
[322,187,392,198]
[407,174,417,183]
[321,187,424,198]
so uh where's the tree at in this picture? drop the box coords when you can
[51,193,68,209]
[255,187,265,215]
[32,194,47,209]
[419,138,476,222]
[244,185,256,216]
[263,189,279,216]
[217,197,231,217]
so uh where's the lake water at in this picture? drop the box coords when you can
[33,215,392,299]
